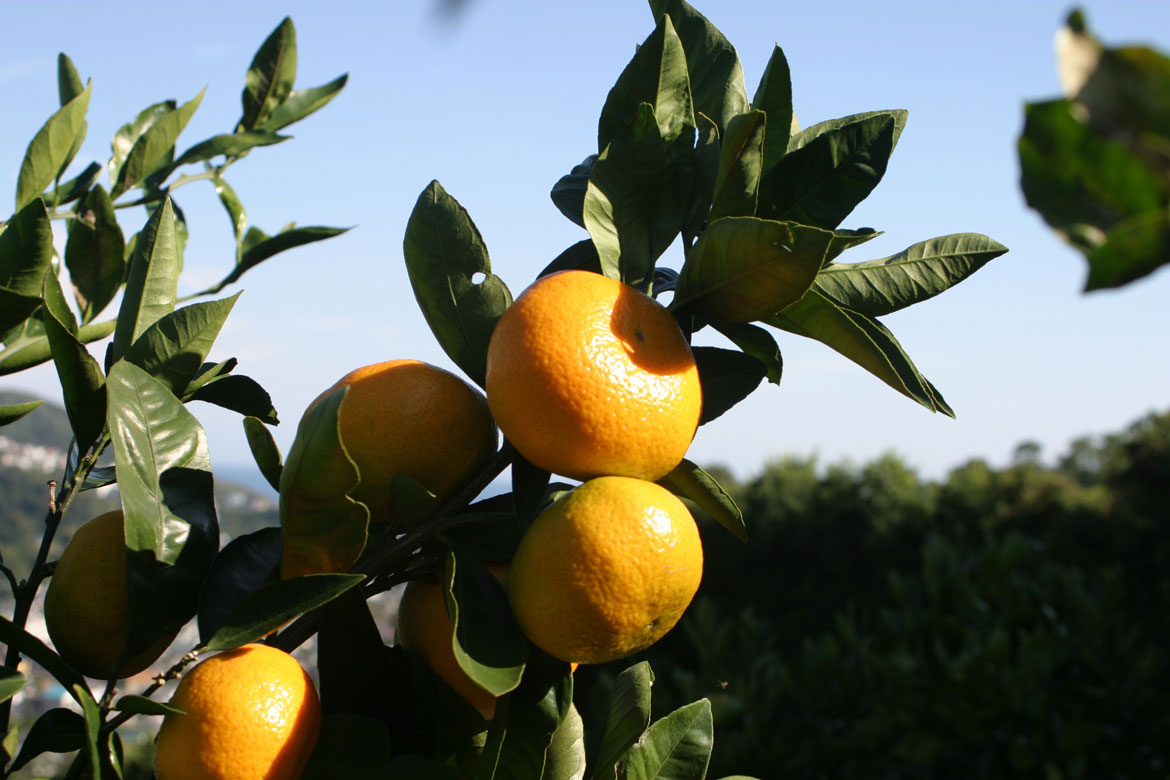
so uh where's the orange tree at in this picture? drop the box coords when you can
[0,2,1009,778]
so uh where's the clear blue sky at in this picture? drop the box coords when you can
[3,1,1168,487]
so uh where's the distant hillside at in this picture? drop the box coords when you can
[0,391,278,575]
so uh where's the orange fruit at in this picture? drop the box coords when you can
[305,359,498,521]
[154,643,321,780]
[485,270,701,482]
[396,563,509,718]
[43,510,178,679]
[507,476,703,664]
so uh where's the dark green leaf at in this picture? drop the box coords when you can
[445,549,526,697]
[538,240,602,278]
[387,472,438,531]
[586,103,686,288]
[710,321,782,383]
[815,233,1009,317]
[0,199,54,298]
[0,617,89,704]
[647,0,749,134]
[825,227,883,263]
[213,176,247,245]
[0,318,113,377]
[684,113,721,244]
[279,386,369,578]
[752,45,793,175]
[658,458,746,541]
[542,704,586,780]
[243,416,282,491]
[76,685,101,780]
[0,400,42,427]
[692,346,765,424]
[197,527,281,644]
[0,668,26,705]
[65,184,126,324]
[187,373,279,424]
[7,708,85,772]
[767,290,954,416]
[258,73,349,131]
[593,661,654,780]
[198,225,351,296]
[1075,41,1170,146]
[16,81,91,211]
[181,357,237,397]
[106,361,220,662]
[709,110,765,220]
[43,161,102,209]
[620,699,712,780]
[57,53,84,106]
[111,88,205,198]
[598,14,694,152]
[0,288,42,339]
[111,695,183,716]
[788,109,909,154]
[1085,207,1170,290]
[110,198,179,364]
[239,17,297,131]
[759,113,896,229]
[674,216,832,322]
[512,450,552,528]
[205,573,363,653]
[109,100,174,187]
[123,292,241,396]
[550,155,597,229]
[403,181,513,387]
[166,130,289,173]
[42,271,106,451]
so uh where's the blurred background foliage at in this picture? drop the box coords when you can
[577,408,1170,779]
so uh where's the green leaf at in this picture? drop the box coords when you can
[42,271,106,452]
[759,112,896,229]
[767,290,954,416]
[598,14,694,152]
[586,103,681,287]
[166,130,289,173]
[445,549,526,698]
[620,699,712,780]
[279,386,369,578]
[7,708,86,772]
[684,112,721,244]
[111,88,205,198]
[538,239,602,278]
[0,400,42,427]
[187,371,279,424]
[106,361,220,662]
[258,73,349,131]
[657,459,746,541]
[16,81,91,212]
[0,617,89,704]
[788,109,909,154]
[814,233,1009,317]
[42,161,102,210]
[197,224,351,296]
[122,292,241,396]
[0,667,27,705]
[213,176,247,244]
[708,110,765,220]
[109,100,174,187]
[1084,207,1170,290]
[111,695,183,716]
[239,17,298,131]
[825,227,884,263]
[752,45,793,175]
[593,661,654,780]
[0,288,42,340]
[0,318,114,377]
[550,155,597,229]
[65,184,126,324]
[75,685,101,780]
[692,346,765,424]
[204,573,364,653]
[403,181,513,387]
[647,0,749,134]
[57,53,84,106]
[673,216,832,322]
[196,527,280,643]
[243,416,282,491]
[710,321,782,384]
[541,703,586,780]
[110,198,179,364]
[0,199,54,298]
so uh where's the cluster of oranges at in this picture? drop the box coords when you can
[41,269,706,779]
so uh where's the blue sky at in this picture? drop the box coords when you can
[2,1,1168,487]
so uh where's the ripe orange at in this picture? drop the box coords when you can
[395,563,509,718]
[154,643,321,780]
[43,510,178,679]
[507,476,703,664]
[305,359,498,521]
[485,270,701,482]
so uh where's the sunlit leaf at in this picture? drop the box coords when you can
[708,110,765,220]
[239,17,298,131]
[620,699,712,780]
[658,459,746,541]
[0,668,27,705]
[15,81,91,212]
[0,317,113,377]
[110,198,179,364]
[259,73,349,131]
[109,100,174,187]
[123,292,241,396]
[593,662,654,780]
[542,704,586,780]
[752,45,793,175]
[403,180,512,387]
[112,695,183,716]
[243,416,282,491]
[0,400,42,427]
[111,88,205,198]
